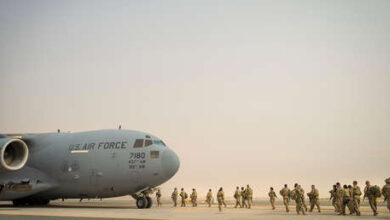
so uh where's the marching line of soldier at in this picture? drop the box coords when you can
[273,178,390,216]
[158,178,390,215]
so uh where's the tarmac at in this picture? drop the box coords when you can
[0,198,389,220]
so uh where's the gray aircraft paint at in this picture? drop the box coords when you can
[0,130,180,201]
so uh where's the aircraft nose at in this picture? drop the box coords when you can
[161,148,180,179]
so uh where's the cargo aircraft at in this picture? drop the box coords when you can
[0,129,180,209]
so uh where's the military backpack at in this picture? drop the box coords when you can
[369,185,381,198]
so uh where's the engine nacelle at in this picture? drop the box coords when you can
[0,138,29,172]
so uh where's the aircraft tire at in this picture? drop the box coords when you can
[136,197,148,209]
[146,196,152,208]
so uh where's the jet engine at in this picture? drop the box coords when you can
[0,138,29,172]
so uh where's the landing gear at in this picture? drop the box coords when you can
[135,196,152,209]
[146,196,152,208]
[136,197,147,209]
[132,188,155,209]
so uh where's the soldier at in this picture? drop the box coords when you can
[156,189,162,207]
[307,185,320,212]
[279,184,290,212]
[382,178,390,212]
[340,185,351,215]
[298,185,307,212]
[329,185,338,212]
[351,181,361,216]
[347,185,354,214]
[180,188,187,207]
[217,187,225,212]
[268,187,277,210]
[234,186,242,208]
[246,184,253,209]
[206,189,213,207]
[241,186,247,208]
[364,180,380,216]
[171,188,178,207]
[190,188,197,207]
[335,182,344,215]
[292,184,306,215]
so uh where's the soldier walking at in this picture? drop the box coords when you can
[171,188,178,207]
[329,185,338,212]
[279,184,290,212]
[246,184,253,209]
[382,178,390,212]
[234,186,242,208]
[268,187,277,210]
[347,185,354,214]
[241,186,247,208]
[180,188,187,207]
[292,184,306,215]
[206,189,213,207]
[190,188,197,207]
[351,181,362,216]
[156,189,162,207]
[298,185,308,212]
[335,182,344,215]
[364,180,380,216]
[340,185,351,215]
[217,187,225,212]
[307,185,320,212]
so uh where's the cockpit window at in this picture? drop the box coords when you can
[150,150,159,158]
[152,140,166,146]
[145,139,153,147]
[133,139,144,148]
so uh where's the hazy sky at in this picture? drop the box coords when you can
[1,0,389,198]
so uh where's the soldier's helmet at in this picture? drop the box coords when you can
[386,178,390,183]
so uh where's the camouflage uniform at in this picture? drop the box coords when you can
[341,186,351,215]
[234,188,242,208]
[156,189,162,207]
[206,190,213,207]
[335,185,344,214]
[382,178,390,212]
[308,188,320,212]
[268,189,277,210]
[246,185,253,209]
[351,185,361,216]
[217,189,225,211]
[329,188,338,212]
[241,187,247,208]
[190,189,197,207]
[364,184,379,216]
[299,187,308,212]
[180,189,187,207]
[279,186,290,212]
[171,188,178,207]
[292,187,306,215]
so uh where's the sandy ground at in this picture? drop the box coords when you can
[0,199,389,220]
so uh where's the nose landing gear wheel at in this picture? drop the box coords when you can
[136,196,153,209]
[136,197,147,209]
[146,196,152,208]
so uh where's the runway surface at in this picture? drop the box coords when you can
[0,199,389,220]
